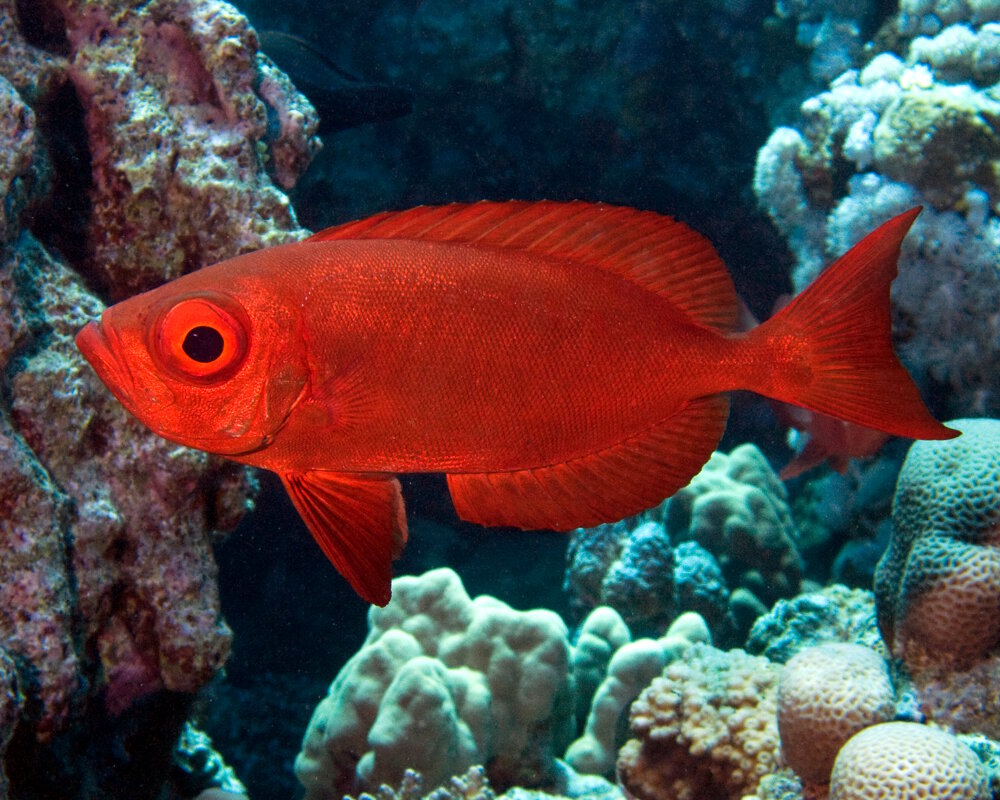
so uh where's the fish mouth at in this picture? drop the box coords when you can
[75,320,137,408]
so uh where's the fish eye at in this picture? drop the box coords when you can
[155,295,249,381]
[182,325,225,363]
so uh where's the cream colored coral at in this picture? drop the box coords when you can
[830,722,989,800]
[778,643,895,784]
[566,611,710,774]
[295,568,572,798]
[617,644,780,800]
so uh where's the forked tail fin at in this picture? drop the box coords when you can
[746,208,958,441]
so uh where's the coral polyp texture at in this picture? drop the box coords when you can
[754,4,1000,417]
[616,644,781,800]
[566,611,711,776]
[875,418,1000,668]
[295,568,575,799]
[746,584,883,664]
[777,643,896,784]
[829,722,990,800]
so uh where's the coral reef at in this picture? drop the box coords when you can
[564,444,799,644]
[829,722,990,800]
[775,0,877,82]
[754,7,1000,416]
[295,568,575,798]
[662,444,802,609]
[569,607,632,737]
[875,418,1000,668]
[744,770,803,800]
[346,766,495,800]
[564,520,677,637]
[908,654,1000,740]
[2,233,252,733]
[746,584,882,663]
[0,0,316,794]
[616,644,781,800]
[777,643,895,784]
[0,651,21,795]
[49,0,319,300]
[565,612,710,776]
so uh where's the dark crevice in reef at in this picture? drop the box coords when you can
[14,0,70,56]
[5,690,194,800]
[27,82,94,275]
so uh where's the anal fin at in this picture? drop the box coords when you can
[446,395,729,530]
[281,470,407,606]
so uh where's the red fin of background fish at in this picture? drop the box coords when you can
[447,394,729,530]
[280,471,407,606]
[749,207,958,442]
[779,438,842,480]
[775,403,890,480]
[307,201,740,331]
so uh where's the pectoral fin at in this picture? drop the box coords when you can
[281,470,407,606]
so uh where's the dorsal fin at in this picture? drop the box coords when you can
[306,201,740,331]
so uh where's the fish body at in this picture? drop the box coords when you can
[76,202,956,604]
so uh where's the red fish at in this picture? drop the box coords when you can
[775,404,890,480]
[75,202,956,605]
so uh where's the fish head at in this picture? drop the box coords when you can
[76,273,309,458]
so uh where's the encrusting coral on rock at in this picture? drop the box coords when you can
[746,584,882,664]
[50,0,319,300]
[0,0,317,793]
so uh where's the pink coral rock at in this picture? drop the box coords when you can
[875,418,1000,668]
[830,722,989,800]
[617,644,781,800]
[777,643,896,784]
[50,0,319,300]
[0,0,320,771]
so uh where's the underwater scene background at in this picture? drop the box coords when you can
[2,0,1000,798]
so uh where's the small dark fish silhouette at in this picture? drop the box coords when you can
[259,30,413,134]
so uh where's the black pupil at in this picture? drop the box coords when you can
[182,326,225,363]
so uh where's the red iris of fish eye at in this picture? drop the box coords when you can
[157,297,247,379]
